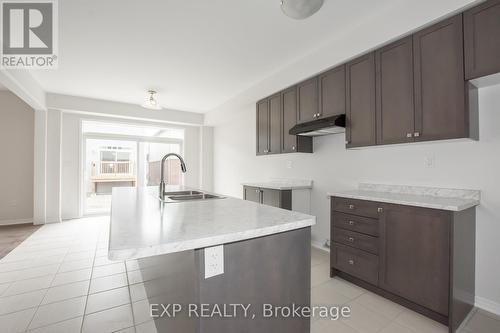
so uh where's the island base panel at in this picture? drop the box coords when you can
[135,227,311,333]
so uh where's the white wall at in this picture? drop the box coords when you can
[0,91,34,224]
[207,82,500,312]
[46,110,62,223]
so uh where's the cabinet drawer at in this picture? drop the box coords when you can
[333,228,379,254]
[333,197,382,218]
[333,212,379,236]
[332,244,379,285]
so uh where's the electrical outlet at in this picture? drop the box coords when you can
[424,156,436,168]
[324,239,331,248]
[286,160,293,169]
[204,245,224,279]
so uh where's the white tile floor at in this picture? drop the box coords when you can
[0,216,499,333]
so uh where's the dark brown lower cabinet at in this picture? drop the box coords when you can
[243,186,291,210]
[243,186,261,203]
[379,205,450,316]
[330,197,475,333]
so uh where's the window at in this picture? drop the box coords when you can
[82,120,185,215]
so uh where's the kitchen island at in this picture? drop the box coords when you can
[109,186,316,332]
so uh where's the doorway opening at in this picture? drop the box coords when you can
[82,121,184,215]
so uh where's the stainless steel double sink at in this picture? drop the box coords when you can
[159,190,225,203]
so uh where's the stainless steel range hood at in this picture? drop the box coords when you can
[289,114,346,137]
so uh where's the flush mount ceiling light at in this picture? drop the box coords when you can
[142,90,161,110]
[280,0,324,20]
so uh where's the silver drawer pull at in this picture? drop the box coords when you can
[348,237,354,243]
[377,207,383,213]
[348,220,355,226]
[348,259,355,265]
[348,204,355,210]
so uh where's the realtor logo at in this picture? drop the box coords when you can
[1,0,58,68]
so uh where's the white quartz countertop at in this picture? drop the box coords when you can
[241,179,313,190]
[327,184,480,212]
[108,186,315,260]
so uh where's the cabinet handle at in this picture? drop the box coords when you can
[313,114,317,119]
[348,237,355,243]
[348,259,355,265]
[317,113,321,117]
[348,204,355,210]
[292,145,296,151]
[255,189,259,193]
[414,132,420,137]
[406,133,413,138]
[377,207,383,213]
[348,220,355,226]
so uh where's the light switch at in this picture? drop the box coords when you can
[204,245,224,279]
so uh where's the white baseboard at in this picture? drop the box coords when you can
[45,217,62,224]
[476,296,500,316]
[0,218,33,226]
[311,240,330,253]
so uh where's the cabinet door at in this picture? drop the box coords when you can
[297,77,319,124]
[243,186,261,203]
[268,93,281,154]
[319,65,346,118]
[261,189,281,208]
[376,37,415,145]
[346,53,377,148]
[256,99,269,155]
[464,0,500,79]
[379,204,450,315]
[282,87,298,153]
[413,15,466,142]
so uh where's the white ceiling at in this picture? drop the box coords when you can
[29,0,405,113]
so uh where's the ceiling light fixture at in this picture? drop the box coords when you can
[142,90,161,110]
[280,0,324,20]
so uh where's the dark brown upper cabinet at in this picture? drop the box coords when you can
[281,87,313,154]
[413,15,467,142]
[268,93,281,154]
[318,65,346,119]
[297,77,319,124]
[346,52,377,148]
[464,0,500,80]
[256,94,281,155]
[256,99,269,155]
[375,37,415,145]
